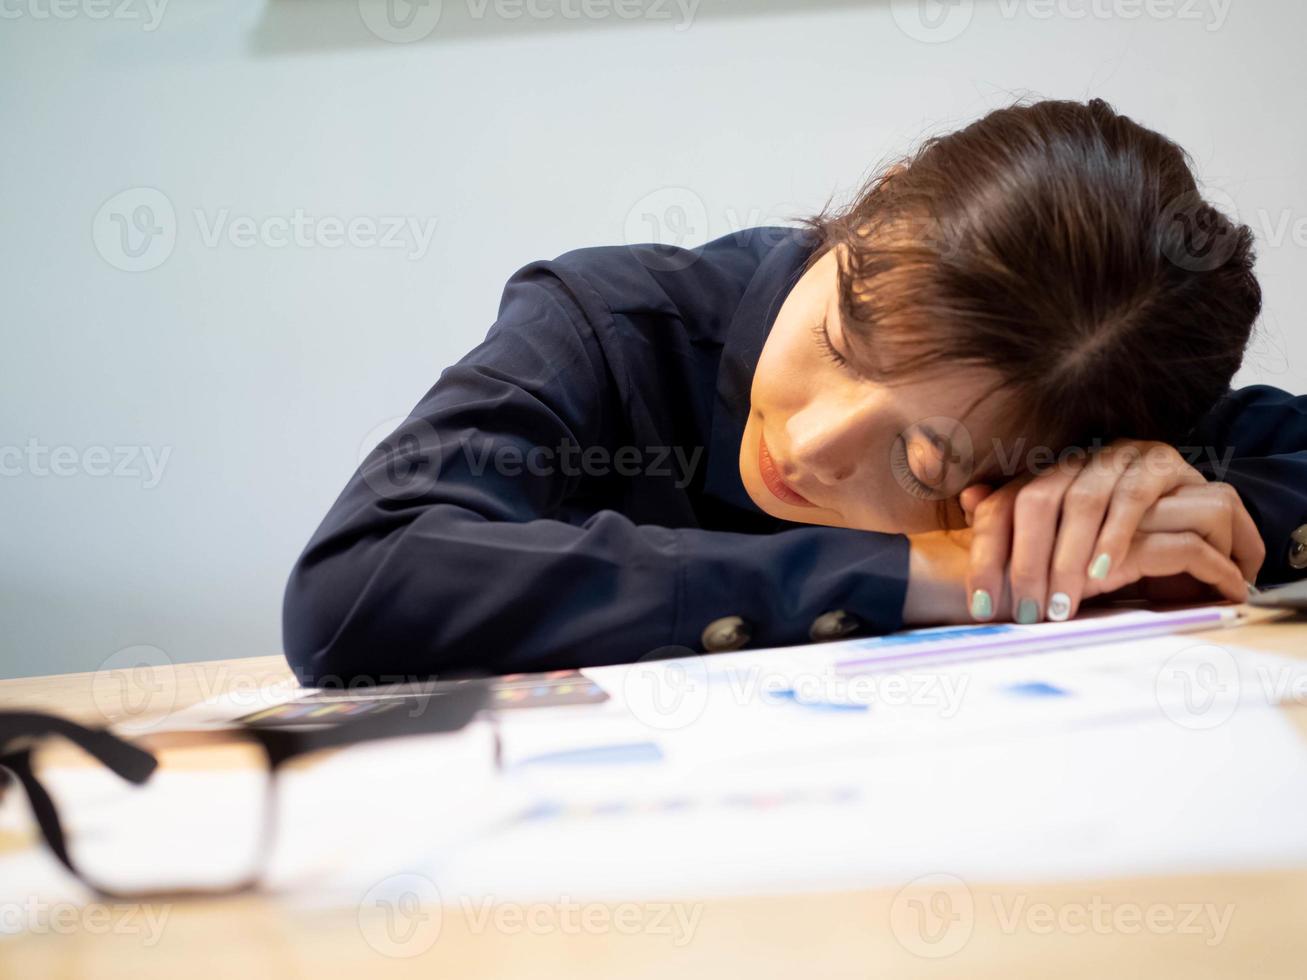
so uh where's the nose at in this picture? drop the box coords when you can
[785,407,862,486]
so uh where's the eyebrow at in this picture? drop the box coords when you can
[826,301,881,379]
[916,423,952,458]
[913,422,1003,488]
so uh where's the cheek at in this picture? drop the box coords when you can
[751,330,821,416]
[838,482,960,534]
[833,430,967,533]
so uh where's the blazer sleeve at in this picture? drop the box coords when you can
[1188,384,1307,585]
[282,264,910,684]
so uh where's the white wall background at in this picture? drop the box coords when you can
[2,0,1304,678]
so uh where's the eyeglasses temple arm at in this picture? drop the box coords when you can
[0,712,157,785]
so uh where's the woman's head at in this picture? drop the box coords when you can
[739,97,1262,533]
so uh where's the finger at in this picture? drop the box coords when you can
[1168,482,1266,583]
[1135,493,1234,557]
[965,480,1021,621]
[959,484,994,527]
[1043,447,1133,621]
[1087,442,1205,588]
[1009,464,1083,623]
[1100,531,1249,604]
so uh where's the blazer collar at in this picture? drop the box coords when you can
[702,226,821,515]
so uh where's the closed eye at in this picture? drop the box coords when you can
[890,435,939,499]
[810,317,859,375]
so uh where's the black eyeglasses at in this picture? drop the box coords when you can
[0,682,491,900]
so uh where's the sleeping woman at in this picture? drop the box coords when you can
[282,97,1307,683]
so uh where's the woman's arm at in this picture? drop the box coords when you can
[1186,384,1307,584]
[282,264,909,684]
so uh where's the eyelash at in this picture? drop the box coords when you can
[890,435,938,500]
[810,319,853,370]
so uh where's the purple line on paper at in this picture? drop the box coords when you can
[835,607,1233,674]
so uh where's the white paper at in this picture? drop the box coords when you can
[430,703,1307,902]
[4,621,1305,917]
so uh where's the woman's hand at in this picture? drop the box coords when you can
[957,439,1265,623]
[902,527,982,626]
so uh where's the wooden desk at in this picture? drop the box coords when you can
[3,607,1306,979]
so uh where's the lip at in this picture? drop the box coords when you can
[758,432,816,508]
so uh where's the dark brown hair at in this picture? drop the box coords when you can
[804,97,1261,475]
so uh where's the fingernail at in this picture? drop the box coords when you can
[1088,553,1111,580]
[1047,592,1071,622]
[970,589,993,620]
[1016,598,1040,624]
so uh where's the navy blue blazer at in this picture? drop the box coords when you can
[283,227,1307,683]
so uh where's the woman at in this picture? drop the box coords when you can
[283,98,1307,684]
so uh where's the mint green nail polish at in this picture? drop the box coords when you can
[1088,553,1111,580]
[1016,598,1039,624]
[970,589,993,620]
